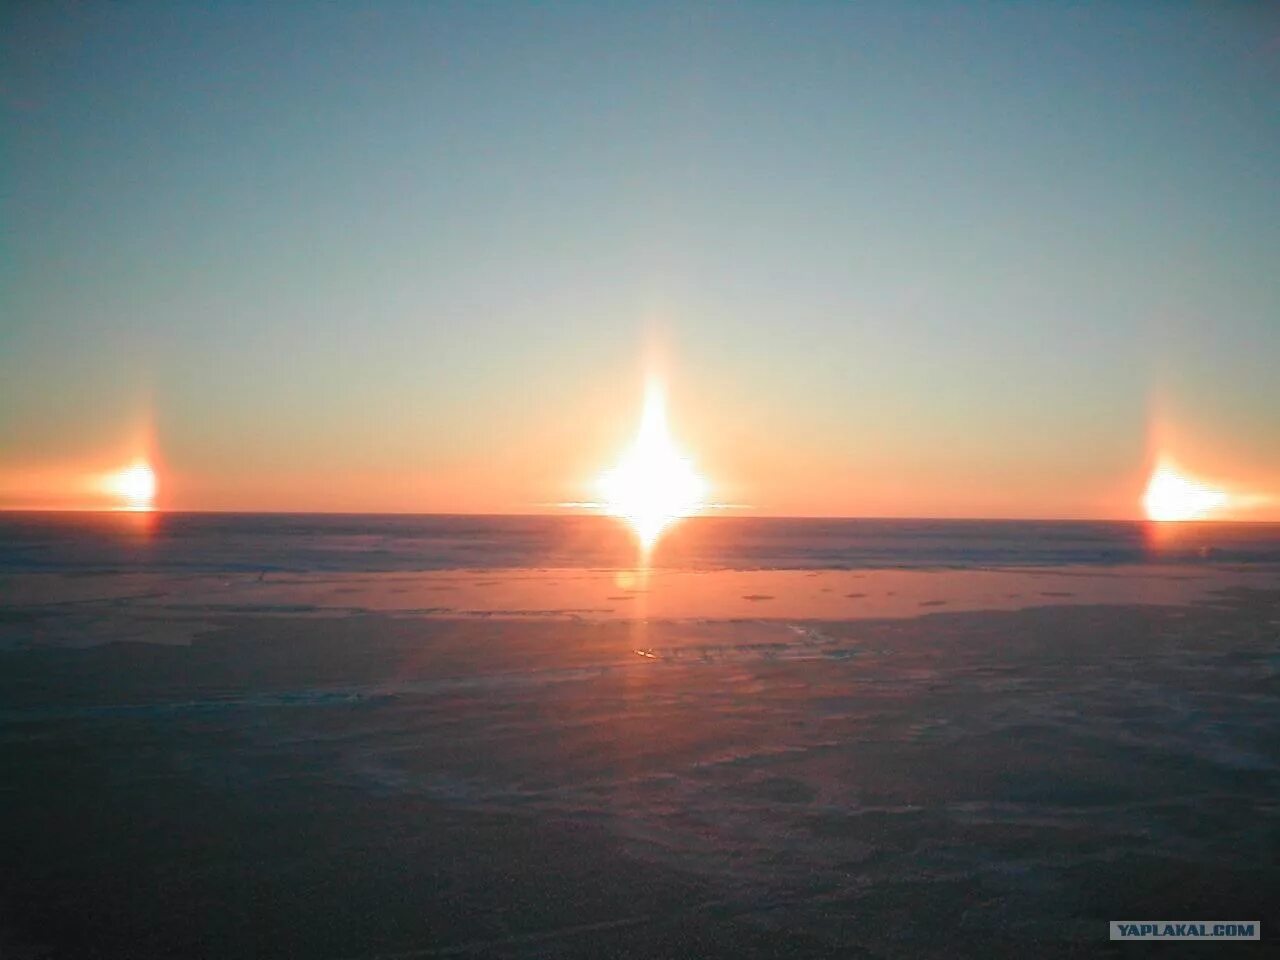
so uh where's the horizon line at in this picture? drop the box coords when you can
[1,507,1277,526]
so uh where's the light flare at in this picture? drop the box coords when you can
[597,380,708,550]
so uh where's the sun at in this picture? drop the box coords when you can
[597,380,708,550]
[106,461,157,511]
[1142,461,1226,522]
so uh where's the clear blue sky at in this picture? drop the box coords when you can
[3,2,1278,516]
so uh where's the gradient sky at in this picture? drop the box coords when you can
[3,2,1278,517]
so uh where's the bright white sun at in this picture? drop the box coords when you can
[106,461,157,511]
[1143,462,1226,522]
[598,381,708,549]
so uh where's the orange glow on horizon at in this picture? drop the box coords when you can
[596,379,708,550]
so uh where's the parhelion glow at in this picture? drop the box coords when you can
[105,461,157,511]
[1143,461,1227,522]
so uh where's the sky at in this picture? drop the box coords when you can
[3,1,1278,518]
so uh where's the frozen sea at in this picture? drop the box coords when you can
[4,511,1280,573]
[1,513,1278,957]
